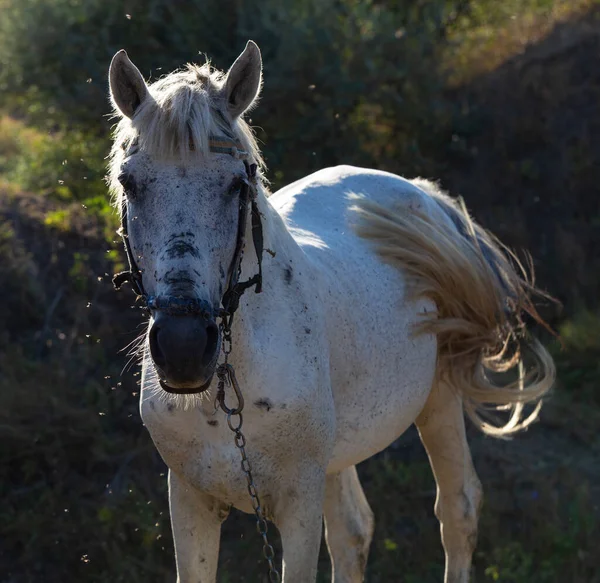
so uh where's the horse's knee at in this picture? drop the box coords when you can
[359,507,375,571]
[353,503,374,555]
[342,501,374,577]
[325,490,374,580]
[337,502,374,550]
[364,504,375,542]
[460,482,482,552]
[328,510,373,580]
[438,477,482,553]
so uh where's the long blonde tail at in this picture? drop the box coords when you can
[352,183,556,437]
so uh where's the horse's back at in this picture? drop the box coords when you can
[270,165,443,238]
[270,165,439,472]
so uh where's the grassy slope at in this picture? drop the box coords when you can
[440,3,600,318]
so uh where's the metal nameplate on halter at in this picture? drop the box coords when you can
[208,135,249,159]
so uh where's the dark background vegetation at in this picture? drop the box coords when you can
[1,0,599,581]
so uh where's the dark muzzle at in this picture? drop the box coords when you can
[149,310,220,393]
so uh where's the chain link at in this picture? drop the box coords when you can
[222,322,233,356]
[217,326,281,583]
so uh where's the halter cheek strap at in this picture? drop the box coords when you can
[221,162,263,317]
[113,136,264,324]
[113,217,144,297]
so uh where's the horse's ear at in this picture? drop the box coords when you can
[222,41,262,118]
[109,50,148,118]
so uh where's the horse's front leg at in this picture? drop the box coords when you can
[168,471,229,583]
[273,462,327,583]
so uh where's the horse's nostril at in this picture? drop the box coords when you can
[148,313,219,386]
[149,324,167,368]
[203,321,219,365]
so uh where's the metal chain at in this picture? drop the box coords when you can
[216,325,281,583]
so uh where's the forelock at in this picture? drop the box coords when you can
[107,60,265,207]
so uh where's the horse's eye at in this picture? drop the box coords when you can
[118,172,137,199]
[226,178,244,198]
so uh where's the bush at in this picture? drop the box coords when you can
[0,0,469,186]
[553,311,600,403]
[0,220,43,345]
[0,117,107,200]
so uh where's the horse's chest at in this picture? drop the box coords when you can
[140,399,248,499]
[140,391,317,510]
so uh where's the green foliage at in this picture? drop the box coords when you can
[553,311,600,403]
[0,220,44,346]
[560,310,600,353]
[0,115,116,245]
[0,0,470,186]
[10,129,107,202]
[0,117,107,201]
[477,479,598,583]
[0,346,173,582]
[444,0,593,84]
[0,192,171,582]
[485,543,536,582]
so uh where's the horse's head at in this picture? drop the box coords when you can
[108,42,263,393]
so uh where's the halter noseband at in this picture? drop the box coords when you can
[113,136,264,331]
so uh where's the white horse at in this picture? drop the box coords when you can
[107,41,555,583]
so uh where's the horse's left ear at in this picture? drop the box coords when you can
[222,41,262,118]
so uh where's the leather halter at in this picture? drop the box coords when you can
[113,136,264,332]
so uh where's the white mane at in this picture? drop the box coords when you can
[107,61,265,203]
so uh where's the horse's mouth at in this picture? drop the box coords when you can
[159,375,213,395]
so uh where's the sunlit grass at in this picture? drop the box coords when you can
[445,0,598,86]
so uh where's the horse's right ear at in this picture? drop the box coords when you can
[109,50,148,118]
[222,41,262,119]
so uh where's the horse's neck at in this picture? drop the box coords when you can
[240,185,300,278]
[265,189,301,253]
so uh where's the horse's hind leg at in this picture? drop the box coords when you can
[323,466,374,582]
[416,383,482,583]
